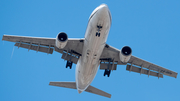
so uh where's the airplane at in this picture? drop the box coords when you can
[2,4,178,98]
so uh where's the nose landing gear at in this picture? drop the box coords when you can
[96,25,102,37]
[96,32,100,37]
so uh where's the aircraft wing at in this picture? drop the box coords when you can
[2,35,84,64]
[100,44,178,78]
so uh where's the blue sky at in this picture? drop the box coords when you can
[1,0,180,101]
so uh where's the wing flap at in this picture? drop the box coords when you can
[14,43,53,54]
[129,56,178,78]
[100,63,117,70]
[126,65,163,78]
[61,52,79,64]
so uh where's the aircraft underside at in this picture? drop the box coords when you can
[2,4,177,98]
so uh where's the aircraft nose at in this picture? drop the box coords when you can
[99,4,108,9]
[98,4,110,14]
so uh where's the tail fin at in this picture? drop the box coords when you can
[49,82,111,98]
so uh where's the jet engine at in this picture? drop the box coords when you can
[56,32,68,49]
[119,46,132,63]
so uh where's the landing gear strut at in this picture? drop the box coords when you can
[65,50,74,69]
[103,58,111,77]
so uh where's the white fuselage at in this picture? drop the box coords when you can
[75,4,111,93]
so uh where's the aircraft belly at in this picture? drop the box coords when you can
[76,60,99,91]
[76,28,108,91]
[76,6,111,92]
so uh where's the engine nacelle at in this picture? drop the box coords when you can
[56,32,68,49]
[119,46,132,63]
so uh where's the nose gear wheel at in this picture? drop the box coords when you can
[96,25,102,37]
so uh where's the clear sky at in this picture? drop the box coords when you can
[1,0,180,101]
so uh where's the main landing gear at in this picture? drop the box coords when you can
[104,69,111,77]
[65,50,74,69]
[66,61,73,69]
[63,50,80,69]
[96,25,102,37]
[103,58,112,77]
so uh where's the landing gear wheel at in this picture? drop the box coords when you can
[104,69,111,77]
[66,61,73,69]
[97,25,102,29]
[96,32,100,37]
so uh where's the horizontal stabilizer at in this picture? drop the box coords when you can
[49,82,76,89]
[49,82,111,98]
[86,85,111,98]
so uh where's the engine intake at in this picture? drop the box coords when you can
[56,32,68,49]
[119,46,132,63]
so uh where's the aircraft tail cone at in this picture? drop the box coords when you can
[78,90,83,94]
